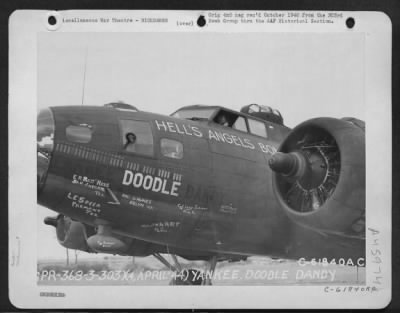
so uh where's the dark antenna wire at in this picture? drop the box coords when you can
[81,46,88,106]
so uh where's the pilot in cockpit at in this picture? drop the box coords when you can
[216,114,230,127]
[124,132,137,152]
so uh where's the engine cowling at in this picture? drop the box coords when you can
[44,215,91,252]
[269,117,365,234]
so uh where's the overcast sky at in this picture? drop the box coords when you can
[37,31,365,259]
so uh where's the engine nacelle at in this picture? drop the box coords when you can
[44,215,91,252]
[270,117,365,234]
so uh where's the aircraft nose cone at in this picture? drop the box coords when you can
[37,151,49,191]
[37,108,54,195]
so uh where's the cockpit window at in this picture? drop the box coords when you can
[120,120,153,156]
[171,108,216,120]
[272,109,281,116]
[232,116,248,132]
[249,104,274,114]
[248,119,268,138]
[161,139,183,159]
[241,104,284,126]
[248,104,259,113]
[66,125,92,143]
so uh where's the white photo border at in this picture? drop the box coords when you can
[9,10,391,309]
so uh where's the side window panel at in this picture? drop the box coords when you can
[161,139,183,159]
[66,125,92,143]
[120,120,153,156]
[232,116,248,132]
[248,119,268,138]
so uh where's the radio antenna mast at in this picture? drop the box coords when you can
[81,46,88,106]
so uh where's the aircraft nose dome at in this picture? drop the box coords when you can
[37,108,54,195]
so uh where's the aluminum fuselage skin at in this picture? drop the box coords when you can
[38,106,364,262]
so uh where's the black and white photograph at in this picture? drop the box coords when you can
[9,10,391,309]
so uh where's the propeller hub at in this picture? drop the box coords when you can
[269,151,328,190]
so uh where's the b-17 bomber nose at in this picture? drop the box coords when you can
[37,108,55,195]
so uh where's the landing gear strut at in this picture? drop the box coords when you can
[153,253,218,286]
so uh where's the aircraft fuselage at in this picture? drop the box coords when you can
[38,106,365,262]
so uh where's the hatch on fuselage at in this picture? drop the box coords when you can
[104,102,139,112]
